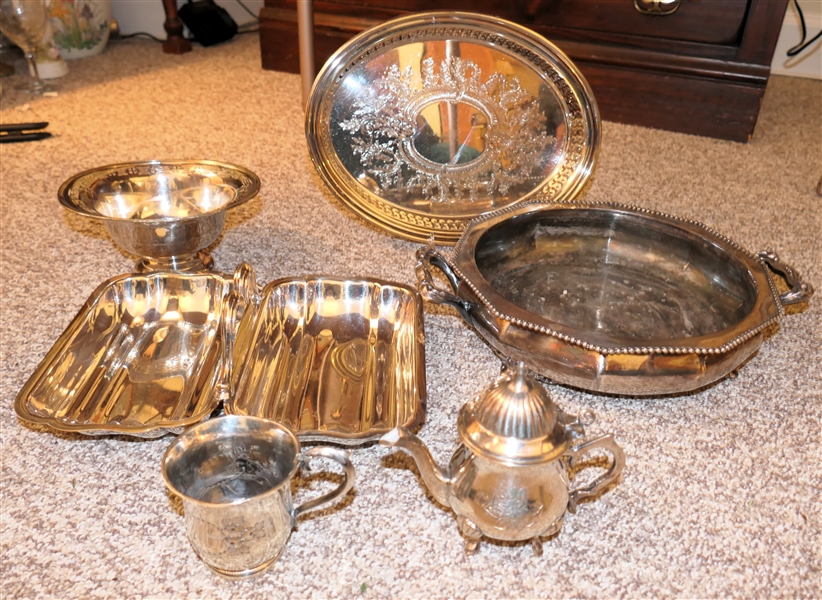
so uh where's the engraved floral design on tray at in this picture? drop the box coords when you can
[307,13,600,243]
[339,56,555,205]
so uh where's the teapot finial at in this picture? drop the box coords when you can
[458,362,572,464]
[508,362,531,394]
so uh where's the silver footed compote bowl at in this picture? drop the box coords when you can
[58,160,261,272]
[0,0,51,94]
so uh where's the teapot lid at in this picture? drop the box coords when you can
[458,363,573,465]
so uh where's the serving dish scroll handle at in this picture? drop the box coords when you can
[757,251,814,306]
[415,245,477,320]
[216,262,259,402]
[216,291,245,402]
[564,434,626,514]
[233,261,259,303]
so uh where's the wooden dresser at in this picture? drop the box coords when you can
[259,0,789,142]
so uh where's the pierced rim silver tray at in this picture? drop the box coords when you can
[306,11,600,244]
[417,201,813,396]
[15,266,255,437]
[226,276,426,445]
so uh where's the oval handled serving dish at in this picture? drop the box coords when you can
[417,201,813,396]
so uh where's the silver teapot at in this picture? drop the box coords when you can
[380,363,625,555]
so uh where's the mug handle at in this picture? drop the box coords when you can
[292,447,356,519]
[564,434,626,513]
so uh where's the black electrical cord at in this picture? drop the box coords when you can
[235,0,259,23]
[786,0,822,57]
[117,31,164,42]
[114,27,257,42]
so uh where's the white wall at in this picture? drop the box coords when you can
[111,0,264,39]
[771,0,822,79]
[111,0,821,81]
[771,0,822,80]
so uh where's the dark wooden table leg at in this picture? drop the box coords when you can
[162,0,192,54]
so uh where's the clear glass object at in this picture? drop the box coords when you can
[0,0,53,93]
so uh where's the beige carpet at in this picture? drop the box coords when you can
[1,34,820,599]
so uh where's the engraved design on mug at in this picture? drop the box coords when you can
[220,516,268,554]
[184,487,293,573]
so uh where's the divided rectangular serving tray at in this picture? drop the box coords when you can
[226,277,426,445]
[15,269,426,442]
[15,270,234,438]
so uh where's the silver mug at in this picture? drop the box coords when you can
[162,416,355,579]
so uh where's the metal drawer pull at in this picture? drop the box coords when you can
[634,0,681,15]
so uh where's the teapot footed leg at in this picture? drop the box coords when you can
[540,516,564,541]
[530,537,543,556]
[457,516,482,555]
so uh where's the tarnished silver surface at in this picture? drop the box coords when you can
[417,201,814,395]
[162,416,355,580]
[227,277,426,445]
[381,364,624,555]
[14,265,257,437]
[306,12,600,244]
[58,160,261,272]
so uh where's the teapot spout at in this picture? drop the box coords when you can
[380,428,451,507]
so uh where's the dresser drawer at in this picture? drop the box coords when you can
[524,0,750,45]
[311,0,751,45]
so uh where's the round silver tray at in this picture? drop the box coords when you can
[305,12,600,244]
[417,201,813,396]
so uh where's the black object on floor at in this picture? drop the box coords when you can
[0,122,51,143]
[178,0,237,47]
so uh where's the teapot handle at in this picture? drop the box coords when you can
[564,434,626,513]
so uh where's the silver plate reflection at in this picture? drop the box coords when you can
[227,277,426,444]
[15,271,232,436]
[306,12,600,243]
